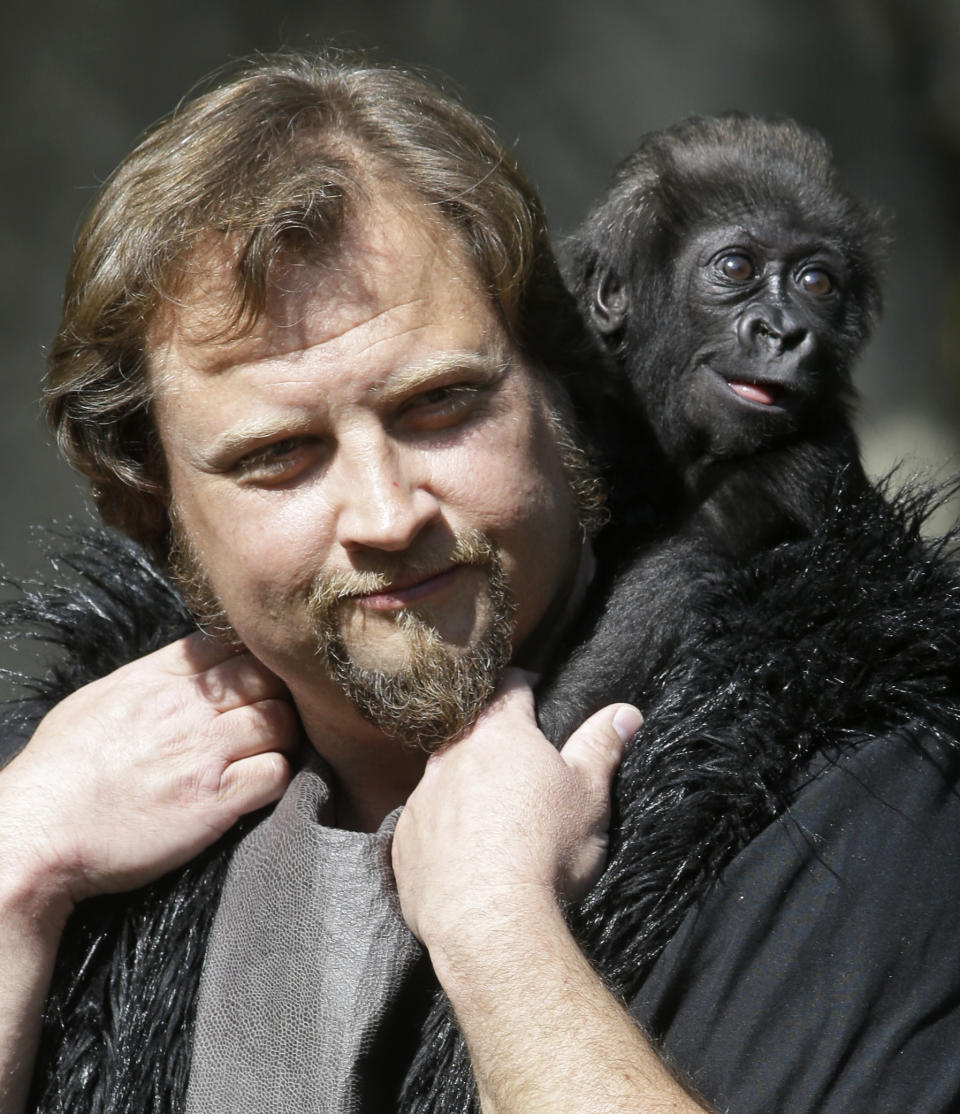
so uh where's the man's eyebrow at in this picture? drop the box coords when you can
[199,413,318,466]
[369,351,510,404]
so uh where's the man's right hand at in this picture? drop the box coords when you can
[0,630,297,914]
[0,629,297,1112]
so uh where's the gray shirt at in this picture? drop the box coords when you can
[186,756,426,1114]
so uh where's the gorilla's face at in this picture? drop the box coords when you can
[666,213,852,460]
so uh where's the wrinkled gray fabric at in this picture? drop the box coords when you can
[185,757,423,1114]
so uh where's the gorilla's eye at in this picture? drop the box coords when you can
[718,253,754,282]
[799,268,833,296]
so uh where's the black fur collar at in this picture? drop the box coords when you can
[8,481,960,1113]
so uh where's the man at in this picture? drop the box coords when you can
[0,52,698,1114]
[3,53,960,1114]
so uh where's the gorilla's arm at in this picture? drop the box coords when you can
[538,438,867,745]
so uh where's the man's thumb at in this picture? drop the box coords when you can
[559,703,643,785]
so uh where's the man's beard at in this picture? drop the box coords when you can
[168,519,517,751]
[308,530,516,751]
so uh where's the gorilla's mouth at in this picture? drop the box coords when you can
[723,377,790,407]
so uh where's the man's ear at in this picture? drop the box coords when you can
[590,267,628,336]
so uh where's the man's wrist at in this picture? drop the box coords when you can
[422,884,570,1001]
[0,811,77,935]
[0,881,72,966]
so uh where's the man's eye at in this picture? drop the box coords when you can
[234,438,308,481]
[402,383,485,427]
[417,384,478,407]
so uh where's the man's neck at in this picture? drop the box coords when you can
[514,536,596,674]
[292,689,428,832]
[325,746,427,833]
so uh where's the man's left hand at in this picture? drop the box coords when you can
[391,676,711,1113]
[391,668,640,955]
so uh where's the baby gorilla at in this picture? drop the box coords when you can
[537,113,886,744]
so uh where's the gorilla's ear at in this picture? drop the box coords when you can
[591,267,628,336]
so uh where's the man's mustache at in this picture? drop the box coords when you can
[309,530,499,612]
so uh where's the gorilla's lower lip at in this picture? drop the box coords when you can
[700,365,793,410]
[712,369,793,408]
[726,379,778,406]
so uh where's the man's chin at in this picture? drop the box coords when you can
[335,607,491,674]
[315,561,515,751]
[323,639,507,751]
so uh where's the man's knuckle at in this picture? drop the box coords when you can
[185,761,229,802]
[259,750,290,785]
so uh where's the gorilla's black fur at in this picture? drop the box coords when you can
[538,114,887,743]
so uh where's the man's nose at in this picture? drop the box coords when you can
[332,441,441,552]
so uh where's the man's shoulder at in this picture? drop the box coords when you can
[576,480,960,1020]
[639,478,960,732]
[634,723,960,1113]
[1,525,193,764]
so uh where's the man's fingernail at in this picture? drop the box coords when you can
[612,705,644,744]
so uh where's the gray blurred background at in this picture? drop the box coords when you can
[4,0,960,591]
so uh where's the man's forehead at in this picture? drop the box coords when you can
[147,195,489,383]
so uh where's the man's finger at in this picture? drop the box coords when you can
[217,700,300,759]
[192,654,291,713]
[559,703,642,788]
[218,750,293,813]
[158,630,247,675]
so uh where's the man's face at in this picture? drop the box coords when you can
[150,196,584,746]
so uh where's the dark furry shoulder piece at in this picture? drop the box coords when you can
[5,484,960,1113]
[0,528,252,1114]
[0,526,196,758]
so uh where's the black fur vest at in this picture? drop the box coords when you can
[6,478,960,1113]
